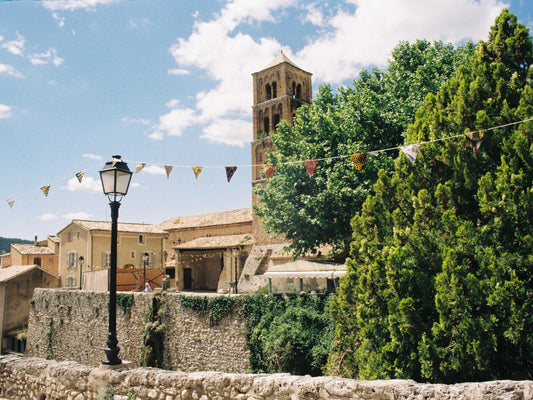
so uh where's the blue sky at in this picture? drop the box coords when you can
[1,0,532,240]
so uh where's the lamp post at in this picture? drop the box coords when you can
[99,155,132,366]
[142,252,149,289]
[78,256,84,290]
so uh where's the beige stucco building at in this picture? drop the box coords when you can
[159,208,253,292]
[6,236,60,277]
[0,264,60,354]
[57,220,165,289]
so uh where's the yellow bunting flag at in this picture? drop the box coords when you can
[192,166,203,180]
[76,171,84,183]
[41,185,51,197]
[7,198,14,208]
[135,163,146,174]
[263,164,275,179]
[465,130,485,155]
[350,153,367,171]
[164,165,173,179]
[303,160,318,178]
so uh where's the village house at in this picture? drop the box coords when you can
[0,264,60,354]
[159,208,253,292]
[3,236,60,277]
[57,220,165,291]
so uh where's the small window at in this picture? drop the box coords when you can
[33,257,42,266]
[130,251,136,259]
[102,252,111,268]
[139,235,145,244]
[67,231,72,242]
[77,231,80,240]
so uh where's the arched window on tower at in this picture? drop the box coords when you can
[292,82,296,98]
[272,81,277,98]
[265,84,272,100]
[296,84,302,99]
[263,116,270,133]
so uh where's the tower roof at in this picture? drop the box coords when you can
[258,51,311,75]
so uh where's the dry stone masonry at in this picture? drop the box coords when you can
[1,355,532,400]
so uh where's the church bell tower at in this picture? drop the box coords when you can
[251,51,312,245]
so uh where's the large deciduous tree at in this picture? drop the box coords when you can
[328,9,533,382]
[254,40,473,258]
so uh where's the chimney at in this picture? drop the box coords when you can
[34,235,38,246]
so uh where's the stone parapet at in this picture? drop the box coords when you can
[1,355,532,400]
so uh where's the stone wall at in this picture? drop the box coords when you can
[1,355,532,400]
[26,288,250,373]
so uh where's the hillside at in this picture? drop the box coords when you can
[0,237,33,254]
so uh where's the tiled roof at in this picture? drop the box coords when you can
[11,244,55,255]
[48,235,60,243]
[72,220,165,234]
[0,265,38,282]
[159,208,252,231]
[175,234,253,250]
[264,51,299,69]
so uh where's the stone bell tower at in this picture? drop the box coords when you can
[251,51,312,245]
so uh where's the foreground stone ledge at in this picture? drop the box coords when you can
[0,355,532,400]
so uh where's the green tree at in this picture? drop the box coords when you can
[254,40,473,258]
[328,9,533,382]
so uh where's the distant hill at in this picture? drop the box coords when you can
[0,237,33,254]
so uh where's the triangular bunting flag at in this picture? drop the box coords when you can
[164,165,173,179]
[41,185,51,197]
[225,166,237,182]
[263,164,275,179]
[465,130,485,155]
[192,166,203,180]
[401,144,421,165]
[7,198,14,208]
[303,160,318,178]
[75,171,84,183]
[350,153,367,171]
[135,163,146,174]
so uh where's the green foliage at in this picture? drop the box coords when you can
[178,295,238,324]
[240,294,334,376]
[116,293,134,313]
[255,40,473,258]
[0,236,32,253]
[328,9,533,383]
[139,293,166,368]
[97,385,115,400]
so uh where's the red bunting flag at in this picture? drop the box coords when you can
[225,166,237,182]
[164,165,173,179]
[263,164,275,179]
[41,185,51,197]
[192,166,203,180]
[303,160,318,178]
[350,153,367,171]
[465,130,485,155]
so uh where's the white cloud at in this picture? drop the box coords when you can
[297,0,507,82]
[30,47,64,66]
[201,118,252,147]
[63,176,101,194]
[1,32,25,56]
[83,153,103,160]
[301,3,325,26]
[61,211,93,220]
[0,104,12,119]
[42,0,120,11]
[142,165,166,175]
[52,12,65,27]
[0,63,23,78]
[168,68,190,76]
[149,106,198,139]
[37,213,58,221]
[122,117,151,126]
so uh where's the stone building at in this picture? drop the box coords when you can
[57,220,165,289]
[251,51,312,245]
[0,265,60,354]
[159,208,253,292]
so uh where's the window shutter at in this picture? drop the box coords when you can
[150,252,155,267]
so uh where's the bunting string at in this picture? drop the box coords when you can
[4,117,532,207]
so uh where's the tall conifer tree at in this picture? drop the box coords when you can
[328,9,533,382]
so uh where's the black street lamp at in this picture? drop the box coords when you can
[142,252,149,289]
[78,256,84,290]
[99,155,132,366]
